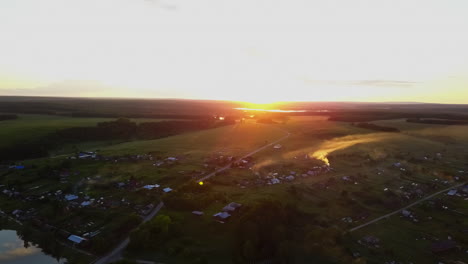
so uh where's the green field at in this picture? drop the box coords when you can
[104,116,468,263]
[2,115,468,263]
[0,114,189,151]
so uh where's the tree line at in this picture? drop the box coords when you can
[0,118,234,162]
[0,114,18,121]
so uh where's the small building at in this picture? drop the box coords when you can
[192,211,204,216]
[143,184,160,190]
[222,202,242,212]
[68,235,86,245]
[361,235,380,246]
[447,189,457,196]
[271,178,280,184]
[12,209,23,218]
[273,144,282,149]
[401,209,411,217]
[65,194,78,201]
[213,212,231,221]
[78,152,96,159]
[163,187,173,193]
[81,201,92,207]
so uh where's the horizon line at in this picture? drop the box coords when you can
[1,94,468,106]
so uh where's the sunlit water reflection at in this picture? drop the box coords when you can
[0,230,65,264]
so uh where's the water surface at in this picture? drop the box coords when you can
[0,230,65,264]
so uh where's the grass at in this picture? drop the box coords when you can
[119,117,468,263]
[3,116,468,263]
[0,114,190,151]
[100,121,286,162]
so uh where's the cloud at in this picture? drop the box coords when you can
[0,80,125,97]
[0,240,40,261]
[303,79,418,87]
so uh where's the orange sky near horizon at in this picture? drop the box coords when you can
[0,0,468,104]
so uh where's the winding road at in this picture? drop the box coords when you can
[92,201,164,264]
[91,125,291,264]
[349,182,466,232]
[198,129,291,182]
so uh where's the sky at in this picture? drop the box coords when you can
[0,0,468,103]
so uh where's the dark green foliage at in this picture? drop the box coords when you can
[233,200,300,263]
[0,118,227,161]
[0,114,18,121]
[353,122,400,132]
[128,214,173,251]
[163,182,226,210]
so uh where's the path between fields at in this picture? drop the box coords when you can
[91,126,290,264]
[349,182,466,233]
[198,128,291,182]
[92,201,164,264]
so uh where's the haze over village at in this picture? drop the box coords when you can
[1,1,468,264]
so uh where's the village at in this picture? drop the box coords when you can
[1,114,468,264]
[1,139,468,263]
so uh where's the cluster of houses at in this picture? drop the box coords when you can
[70,151,184,167]
[240,165,332,188]
[153,156,179,167]
[203,154,254,170]
[212,202,242,223]
[446,185,468,197]
[358,235,380,248]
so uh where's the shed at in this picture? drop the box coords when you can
[213,212,231,220]
[447,189,457,196]
[65,194,78,201]
[68,235,86,244]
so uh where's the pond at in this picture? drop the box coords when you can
[0,230,65,264]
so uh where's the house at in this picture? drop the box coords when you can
[78,152,96,159]
[192,211,204,216]
[12,209,23,218]
[447,189,457,196]
[81,201,92,207]
[68,235,86,245]
[222,202,242,212]
[65,194,78,201]
[285,175,295,181]
[361,235,380,246]
[143,184,160,190]
[271,178,280,184]
[401,209,411,217]
[430,240,457,253]
[213,212,231,221]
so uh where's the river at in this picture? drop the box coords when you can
[0,230,65,264]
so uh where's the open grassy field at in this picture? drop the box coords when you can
[3,114,468,263]
[114,116,468,263]
[100,121,286,161]
[0,114,189,150]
